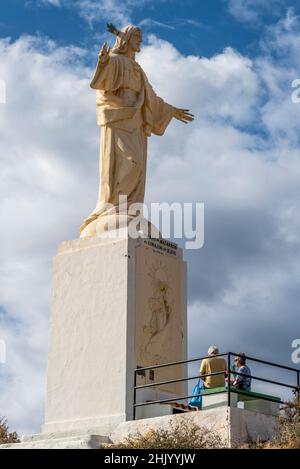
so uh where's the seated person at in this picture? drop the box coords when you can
[200,345,227,389]
[232,353,252,391]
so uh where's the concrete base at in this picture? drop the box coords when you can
[111,406,278,448]
[0,430,109,449]
[43,236,187,434]
[239,399,280,416]
[201,391,280,417]
[42,414,126,436]
[1,407,278,449]
[201,392,235,410]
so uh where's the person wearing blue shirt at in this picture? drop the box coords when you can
[233,353,251,391]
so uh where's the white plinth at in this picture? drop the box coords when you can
[109,407,279,449]
[1,407,278,449]
[43,236,187,434]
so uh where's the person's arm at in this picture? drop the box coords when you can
[230,364,236,382]
[234,366,245,386]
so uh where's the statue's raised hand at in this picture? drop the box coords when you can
[173,108,194,124]
[98,42,111,65]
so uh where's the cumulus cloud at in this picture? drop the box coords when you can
[227,0,285,23]
[0,35,96,434]
[257,9,300,146]
[1,10,300,434]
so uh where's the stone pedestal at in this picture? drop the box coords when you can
[1,407,278,449]
[109,407,279,449]
[43,235,187,434]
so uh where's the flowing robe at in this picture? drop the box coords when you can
[80,52,175,235]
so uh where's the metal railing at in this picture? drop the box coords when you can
[133,352,300,420]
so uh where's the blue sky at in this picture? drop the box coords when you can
[1,0,299,58]
[0,0,300,435]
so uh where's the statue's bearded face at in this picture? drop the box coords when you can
[129,29,143,53]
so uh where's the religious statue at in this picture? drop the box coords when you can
[80,24,194,238]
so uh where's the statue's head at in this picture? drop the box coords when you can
[126,26,143,53]
[107,24,143,54]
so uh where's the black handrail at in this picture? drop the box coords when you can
[134,352,299,374]
[134,388,287,408]
[135,371,226,390]
[133,353,227,373]
[230,352,300,373]
[133,352,300,420]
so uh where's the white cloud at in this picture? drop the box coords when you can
[256,9,300,146]
[140,37,260,126]
[227,0,284,23]
[31,0,154,27]
[1,10,300,435]
[34,0,62,6]
[75,0,132,27]
[138,18,175,30]
[0,35,96,435]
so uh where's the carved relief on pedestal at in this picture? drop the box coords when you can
[140,261,175,363]
[135,242,186,396]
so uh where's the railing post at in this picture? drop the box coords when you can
[133,370,137,421]
[227,352,231,408]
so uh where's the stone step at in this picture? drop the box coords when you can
[0,433,109,449]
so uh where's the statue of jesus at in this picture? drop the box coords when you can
[80,24,194,238]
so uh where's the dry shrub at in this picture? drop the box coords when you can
[242,396,300,449]
[107,416,225,449]
[272,397,300,449]
[0,417,19,444]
